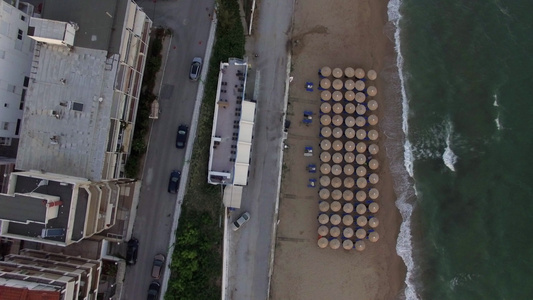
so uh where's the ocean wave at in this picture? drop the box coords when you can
[443,122,457,172]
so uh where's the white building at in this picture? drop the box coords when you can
[0,0,35,145]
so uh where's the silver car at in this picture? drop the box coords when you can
[231,212,251,231]
[189,57,202,80]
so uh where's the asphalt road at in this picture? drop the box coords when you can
[226,1,295,299]
[121,0,214,299]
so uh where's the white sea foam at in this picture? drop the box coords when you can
[388,0,420,299]
[493,93,499,107]
[443,123,457,172]
[495,114,502,130]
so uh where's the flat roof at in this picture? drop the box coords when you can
[16,44,116,181]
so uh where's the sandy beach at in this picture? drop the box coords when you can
[270,0,406,299]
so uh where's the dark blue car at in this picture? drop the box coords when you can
[168,170,181,194]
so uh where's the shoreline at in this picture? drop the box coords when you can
[270,0,407,299]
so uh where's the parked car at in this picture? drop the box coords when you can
[147,281,160,300]
[231,212,251,231]
[189,57,203,80]
[126,238,139,265]
[168,170,181,194]
[175,124,189,148]
[151,254,166,279]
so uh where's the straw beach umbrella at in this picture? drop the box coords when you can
[355,116,366,127]
[368,202,380,213]
[369,188,379,199]
[332,152,343,164]
[318,213,329,224]
[344,177,355,188]
[356,203,367,215]
[344,152,355,163]
[356,129,366,140]
[368,114,378,126]
[343,239,354,250]
[356,142,367,153]
[320,78,331,89]
[357,216,368,227]
[355,68,365,79]
[356,165,367,177]
[343,190,354,202]
[331,177,342,188]
[319,189,330,201]
[331,189,343,201]
[345,141,355,152]
[320,115,331,126]
[321,90,332,101]
[331,164,342,176]
[320,152,331,163]
[367,86,377,96]
[344,67,355,78]
[332,115,343,126]
[367,100,378,111]
[367,69,377,80]
[355,92,366,103]
[356,228,367,239]
[356,104,367,115]
[355,80,365,91]
[357,177,368,189]
[330,238,341,249]
[343,202,354,213]
[321,127,332,138]
[356,190,367,202]
[356,153,367,165]
[345,116,356,128]
[345,91,355,102]
[320,139,331,151]
[330,214,341,225]
[343,164,354,176]
[368,129,379,141]
[344,79,355,91]
[343,227,354,238]
[319,200,330,211]
[355,240,366,251]
[330,226,340,237]
[345,128,356,139]
[329,201,342,212]
[320,176,331,187]
[368,144,379,155]
[369,217,380,228]
[332,140,343,152]
[369,173,379,184]
[332,103,343,114]
[368,231,379,242]
[332,127,343,139]
[333,79,343,90]
[332,68,343,78]
[320,66,332,77]
[318,237,329,248]
[320,163,331,174]
[320,102,332,114]
[343,214,354,226]
[368,159,379,170]
[332,91,343,102]
[318,225,329,236]
[345,103,356,114]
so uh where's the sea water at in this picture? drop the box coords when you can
[387,0,533,299]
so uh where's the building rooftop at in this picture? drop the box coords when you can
[16,44,117,181]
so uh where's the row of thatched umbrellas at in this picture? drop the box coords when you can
[317,232,379,250]
[321,142,378,155]
[320,115,378,129]
[320,101,378,114]
[319,187,379,201]
[320,66,377,80]
[319,78,377,95]
[319,200,379,214]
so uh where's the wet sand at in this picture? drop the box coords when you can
[270,0,406,299]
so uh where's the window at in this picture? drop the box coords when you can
[4,103,8,108]
[15,119,21,135]
[2,122,9,130]
[23,76,29,87]
[17,29,23,40]
[21,15,26,21]
[72,102,84,112]
[20,89,26,109]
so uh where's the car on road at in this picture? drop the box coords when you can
[147,281,160,300]
[126,238,139,265]
[175,124,189,148]
[151,254,166,279]
[168,170,181,194]
[189,57,203,80]
[231,212,251,231]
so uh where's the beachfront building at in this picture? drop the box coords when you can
[16,0,152,181]
[207,58,256,208]
[0,1,35,147]
[0,249,101,300]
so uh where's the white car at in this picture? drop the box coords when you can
[231,212,251,231]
